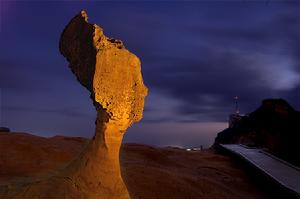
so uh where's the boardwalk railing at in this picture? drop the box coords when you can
[219,144,300,197]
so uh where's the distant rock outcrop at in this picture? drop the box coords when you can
[0,127,10,132]
[0,10,147,199]
[215,99,300,166]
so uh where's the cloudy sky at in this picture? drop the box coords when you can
[1,1,299,147]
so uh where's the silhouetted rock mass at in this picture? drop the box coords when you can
[0,10,147,199]
[215,99,300,166]
[0,127,10,132]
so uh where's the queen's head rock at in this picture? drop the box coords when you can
[1,10,147,199]
[58,10,148,198]
[59,10,147,129]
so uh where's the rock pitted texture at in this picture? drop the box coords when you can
[0,10,147,199]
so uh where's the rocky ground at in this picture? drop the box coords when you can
[215,99,300,166]
[0,131,272,199]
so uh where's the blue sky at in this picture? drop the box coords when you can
[1,1,299,147]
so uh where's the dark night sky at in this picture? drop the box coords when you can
[1,1,299,147]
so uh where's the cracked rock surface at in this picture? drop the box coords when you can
[0,10,147,199]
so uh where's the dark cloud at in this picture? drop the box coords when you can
[135,2,300,123]
[3,105,90,118]
[143,51,269,121]
[1,1,299,146]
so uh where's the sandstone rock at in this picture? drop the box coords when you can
[0,132,273,199]
[1,10,147,199]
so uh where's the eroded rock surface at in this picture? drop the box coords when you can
[0,132,273,199]
[0,10,147,199]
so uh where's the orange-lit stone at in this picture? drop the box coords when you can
[1,10,147,199]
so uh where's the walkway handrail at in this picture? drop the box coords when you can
[219,144,300,197]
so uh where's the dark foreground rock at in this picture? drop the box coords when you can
[0,127,10,132]
[215,99,300,166]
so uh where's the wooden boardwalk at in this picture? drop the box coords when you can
[220,144,300,196]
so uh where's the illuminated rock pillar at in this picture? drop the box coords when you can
[1,10,147,199]
[58,10,148,198]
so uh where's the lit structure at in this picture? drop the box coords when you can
[228,96,242,128]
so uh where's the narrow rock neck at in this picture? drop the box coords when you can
[64,103,128,176]
[91,109,127,162]
[60,108,130,198]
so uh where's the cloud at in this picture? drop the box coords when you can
[125,122,228,147]
[142,48,271,120]
[1,1,299,145]
[3,105,90,118]
[137,2,300,122]
[247,53,300,90]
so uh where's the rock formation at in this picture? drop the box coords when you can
[0,132,274,199]
[0,10,147,199]
[214,99,300,166]
[0,127,10,132]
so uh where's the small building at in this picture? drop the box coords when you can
[228,96,242,128]
[228,113,242,128]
